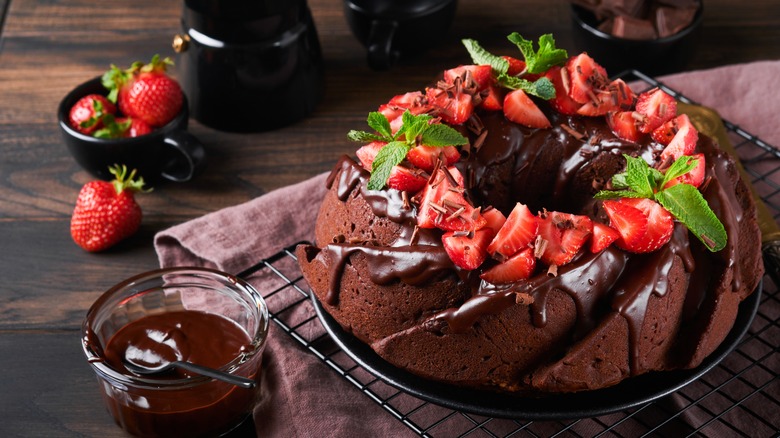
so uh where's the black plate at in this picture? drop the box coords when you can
[312,284,761,420]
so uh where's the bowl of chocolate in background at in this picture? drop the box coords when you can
[570,0,703,76]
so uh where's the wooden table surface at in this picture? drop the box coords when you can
[1,0,778,436]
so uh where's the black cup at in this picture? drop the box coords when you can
[58,77,206,183]
[175,0,324,132]
[344,0,458,70]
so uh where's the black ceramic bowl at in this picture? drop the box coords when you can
[58,77,206,183]
[570,4,703,76]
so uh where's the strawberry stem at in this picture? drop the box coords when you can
[108,164,151,194]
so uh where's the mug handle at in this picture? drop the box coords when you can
[161,130,206,182]
[367,19,399,70]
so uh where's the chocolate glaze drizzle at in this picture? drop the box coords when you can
[318,107,744,375]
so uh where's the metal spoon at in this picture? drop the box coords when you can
[123,359,256,389]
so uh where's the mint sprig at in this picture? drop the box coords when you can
[595,154,727,252]
[462,33,566,101]
[348,111,468,190]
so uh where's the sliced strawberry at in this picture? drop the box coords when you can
[635,88,677,134]
[443,64,493,90]
[537,211,593,266]
[503,89,551,129]
[602,200,649,251]
[480,83,505,111]
[415,166,487,232]
[544,66,582,115]
[660,114,698,163]
[576,79,635,117]
[487,202,538,260]
[566,53,609,105]
[663,153,706,189]
[406,145,460,173]
[651,118,676,145]
[618,198,674,253]
[355,141,386,170]
[606,111,643,142]
[481,207,507,234]
[426,87,474,125]
[502,56,527,76]
[442,228,494,270]
[386,166,428,193]
[590,222,620,253]
[480,247,536,284]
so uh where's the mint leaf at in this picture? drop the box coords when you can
[347,130,388,143]
[420,123,469,147]
[462,39,509,75]
[400,110,432,142]
[654,184,727,252]
[506,33,568,74]
[660,155,699,188]
[367,111,394,140]
[623,155,655,198]
[500,75,556,100]
[367,141,410,190]
[594,189,647,200]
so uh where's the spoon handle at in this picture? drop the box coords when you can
[174,361,256,389]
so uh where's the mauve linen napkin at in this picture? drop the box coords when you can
[155,60,780,437]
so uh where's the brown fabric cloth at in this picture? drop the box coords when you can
[154,60,780,437]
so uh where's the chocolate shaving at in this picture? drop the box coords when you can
[561,124,586,140]
[473,129,488,151]
[410,226,420,246]
[547,264,559,277]
[534,235,548,259]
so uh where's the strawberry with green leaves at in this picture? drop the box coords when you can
[69,94,116,135]
[70,165,149,252]
[348,110,469,191]
[102,55,183,128]
[596,154,726,252]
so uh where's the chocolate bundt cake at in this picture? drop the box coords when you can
[297,34,763,393]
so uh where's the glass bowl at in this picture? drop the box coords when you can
[81,267,269,437]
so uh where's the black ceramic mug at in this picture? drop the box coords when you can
[58,77,206,183]
[344,0,458,70]
[175,0,324,132]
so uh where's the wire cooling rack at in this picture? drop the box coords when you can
[238,73,780,437]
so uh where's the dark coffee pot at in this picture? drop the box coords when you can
[175,0,324,132]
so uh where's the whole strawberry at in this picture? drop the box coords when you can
[71,165,149,252]
[102,55,183,127]
[69,94,116,135]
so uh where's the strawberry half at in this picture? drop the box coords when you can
[481,207,507,234]
[576,79,635,117]
[634,88,677,134]
[426,87,474,125]
[537,211,593,266]
[502,56,527,76]
[480,247,536,284]
[544,66,582,115]
[590,222,620,253]
[503,89,551,129]
[606,110,643,142]
[442,228,494,270]
[660,114,698,164]
[487,202,538,260]
[663,153,706,189]
[480,83,506,111]
[603,198,673,253]
[356,141,427,193]
[443,64,493,90]
[416,166,486,232]
[406,145,461,173]
[566,53,609,105]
